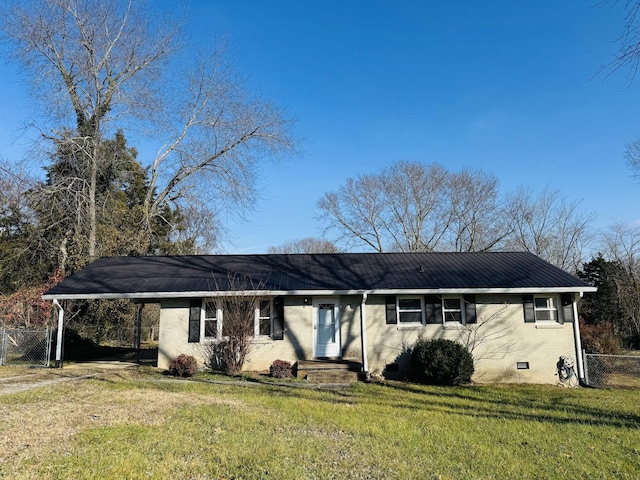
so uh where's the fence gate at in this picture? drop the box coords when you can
[584,353,640,389]
[0,327,53,367]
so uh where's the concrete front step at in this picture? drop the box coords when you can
[306,369,359,384]
[296,359,362,384]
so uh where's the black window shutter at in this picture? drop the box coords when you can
[523,295,535,323]
[561,294,573,324]
[425,295,443,324]
[188,299,202,343]
[272,297,285,340]
[464,295,477,324]
[385,296,397,324]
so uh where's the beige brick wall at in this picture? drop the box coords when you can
[158,294,578,384]
[158,297,317,371]
[157,299,200,370]
[363,294,578,384]
[244,296,312,371]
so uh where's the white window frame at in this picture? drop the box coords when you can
[255,299,274,338]
[202,297,275,341]
[201,298,222,341]
[534,295,559,323]
[396,296,425,325]
[442,296,466,325]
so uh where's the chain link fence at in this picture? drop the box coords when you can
[584,353,640,388]
[66,303,159,350]
[69,323,158,350]
[0,327,53,367]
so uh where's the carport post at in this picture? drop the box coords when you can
[53,299,65,368]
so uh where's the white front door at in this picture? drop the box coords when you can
[313,298,341,358]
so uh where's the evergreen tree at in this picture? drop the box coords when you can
[577,254,624,326]
[29,130,193,278]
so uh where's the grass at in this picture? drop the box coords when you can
[0,368,638,479]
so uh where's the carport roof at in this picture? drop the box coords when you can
[42,252,596,300]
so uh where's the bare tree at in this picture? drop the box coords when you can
[267,237,340,254]
[0,161,36,237]
[318,162,450,252]
[202,275,267,375]
[503,188,594,271]
[2,0,174,260]
[317,174,388,252]
[317,161,510,253]
[381,161,451,252]
[446,169,509,252]
[624,137,640,182]
[0,162,56,288]
[600,223,640,346]
[595,1,640,190]
[598,0,640,82]
[1,0,295,262]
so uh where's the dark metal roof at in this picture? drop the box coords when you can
[42,252,595,300]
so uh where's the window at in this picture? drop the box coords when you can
[257,300,272,337]
[534,296,558,322]
[387,295,476,327]
[442,297,464,324]
[397,296,424,324]
[200,298,276,340]
[189,297,284,342]
[202,299,219,340]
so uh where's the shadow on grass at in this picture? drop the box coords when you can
[191,375,640,426]
[375,380,640,429]
[185,375,640,426]
[86,369,640,430]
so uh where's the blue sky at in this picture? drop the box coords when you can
[2,1,640,253]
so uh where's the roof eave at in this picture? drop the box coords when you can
[42,285,597,301]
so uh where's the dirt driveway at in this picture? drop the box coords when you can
[0,361,138,395]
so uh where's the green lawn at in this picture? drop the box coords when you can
[1,369,638,479]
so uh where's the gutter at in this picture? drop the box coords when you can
[573,292,585,383]
[42,286,598,301]
[360,293,369,375]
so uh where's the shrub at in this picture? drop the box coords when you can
[270,359,293,378]
[168,354,199,378]
[579,318,620,354]
[410,338,474,386]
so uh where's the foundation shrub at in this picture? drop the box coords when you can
[410,338,474,386]
[270,359,293,378]
[168,353,199,377]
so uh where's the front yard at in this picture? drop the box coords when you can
[0,367,638,479]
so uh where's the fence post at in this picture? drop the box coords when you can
[45,326,52,367]
[582,349,589,387]
[0,326,5,366]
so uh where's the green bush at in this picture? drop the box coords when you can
[168,354,199,378]
[410,338,474,386]
[270,359,293,378]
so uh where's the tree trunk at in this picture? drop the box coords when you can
[88,152,97,260]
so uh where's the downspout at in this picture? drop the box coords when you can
[53,300,65,368]
[360,293,369,376]
[572,292,585,383]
